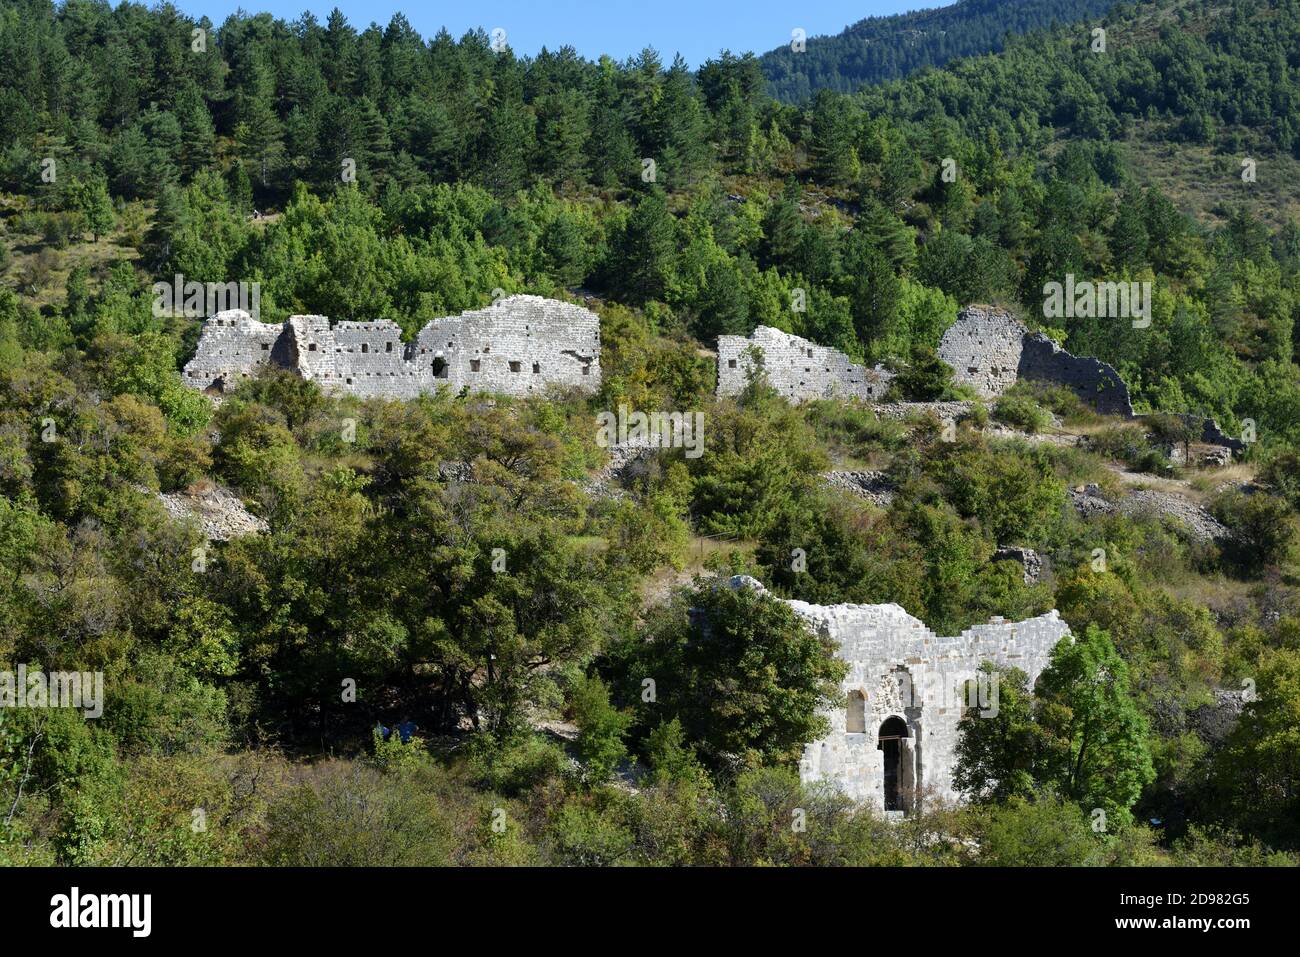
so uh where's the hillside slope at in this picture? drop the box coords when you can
[760,0,1120,100]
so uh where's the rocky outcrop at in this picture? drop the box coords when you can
[1068,483,1230,544]
[822,470,895,507]
[156,483,268,540]
[993,546,1045,585]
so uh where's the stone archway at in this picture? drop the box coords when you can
[877,715,909,812]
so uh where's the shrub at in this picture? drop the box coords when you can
[1211,489,1297,570]
[1088,425,1174,476]
[992,394,1052,433]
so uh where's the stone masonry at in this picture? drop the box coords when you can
[716,326,894,403]
[727,576,1071,811]
[182,295,602,399]
[938,305,1133,416]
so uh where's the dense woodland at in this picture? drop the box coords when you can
[1,0,1299,866]
[760,0,1119,100]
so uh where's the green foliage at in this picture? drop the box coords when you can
[614,579,847,772]
[571,674,630,780]
[955,626,1155,830]
[992,394,1052,434]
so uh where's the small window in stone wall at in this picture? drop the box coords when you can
[261,343,269,350]
[361,343,369,353]
[728,359,737,368]
[509,361,521,373]
[471,360,481,372]
[532,362,540,374]
[308,343,317,352]
[386,342,393,352]
[847,691,866,733]
[582,365,590,376]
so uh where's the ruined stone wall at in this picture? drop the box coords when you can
[183,295,601,400]
[726,576,1071,809]
[935,305,1025,397]
[182,310,283,392]
[716,326,893,403]
[937,306,1134,417]
[1018,332,1134,417]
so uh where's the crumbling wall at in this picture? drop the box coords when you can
[183,310,283,393]
[716,326,893,403]
[935,305,1025,397]
[938,306,1134,417]
[183,295,601,400]
[1018,332,1133,417]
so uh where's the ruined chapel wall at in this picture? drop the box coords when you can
[937,306,1135,417]
[773,587,1070,807]
[936,305,1024,398]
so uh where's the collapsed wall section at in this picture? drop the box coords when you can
[1018,332,1134,417]
[937,305,1134,417]
[716,326,893,403]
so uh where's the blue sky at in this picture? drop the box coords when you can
[174,1,944,68]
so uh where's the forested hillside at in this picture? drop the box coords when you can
[760,0,1119,100]
[1,0,1299,866]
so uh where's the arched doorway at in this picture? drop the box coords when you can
[431,356,448,379]
[877,716,909,811]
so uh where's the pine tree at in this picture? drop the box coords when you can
[617,188,677,303]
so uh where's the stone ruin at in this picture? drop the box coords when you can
[937,305,1133,416]
[716,326,894,404]
[726,576,1071,811]
[182,295,602,400]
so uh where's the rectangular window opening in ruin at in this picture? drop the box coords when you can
[308,343,317,351]
[361,343,368,353]
[261,343,269,350]
[582,365,590,376]
[728,359,737,368]
[532,363,540,374]
[470,360,481,372]
[509,361,521,373]
[386,342,393,353]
